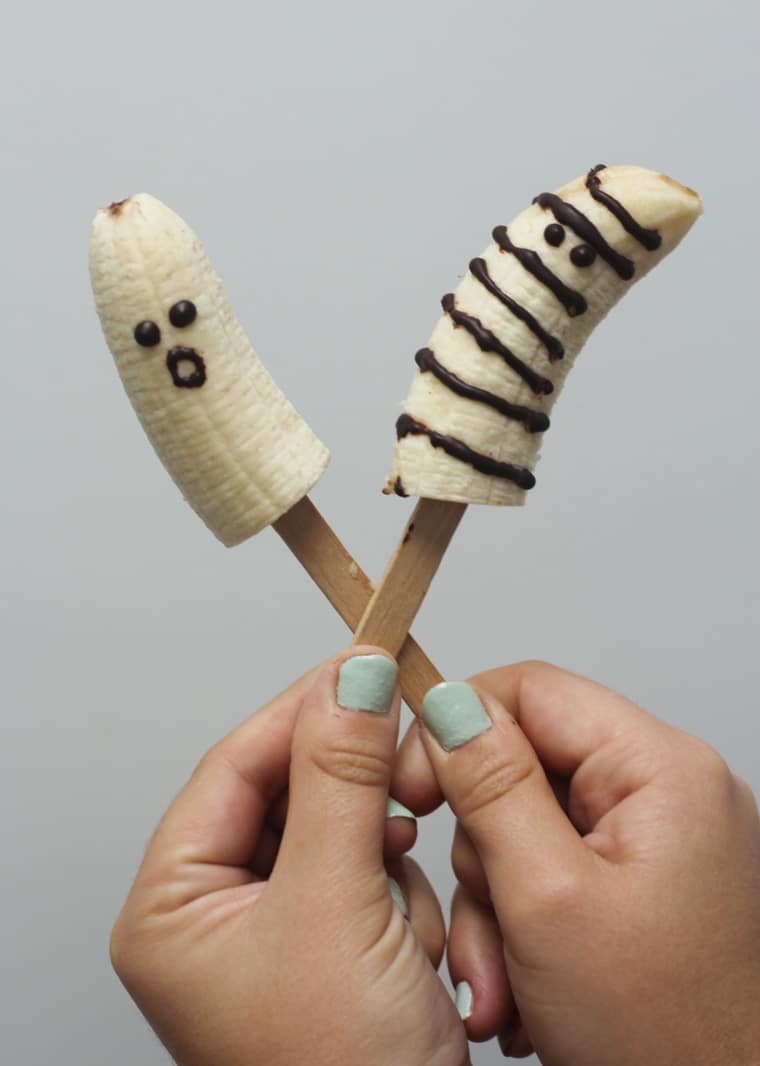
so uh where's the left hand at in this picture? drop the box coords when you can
[110,647,469,1066]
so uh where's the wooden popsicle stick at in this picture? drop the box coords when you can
[273,495,443,715]
[351,498,467,658]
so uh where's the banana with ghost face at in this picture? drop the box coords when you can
[90,194,451,714]
[89,195,329,547]
[386,165,702,505]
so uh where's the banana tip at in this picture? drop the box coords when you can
[104,196,132,216]
[660,172,703,211]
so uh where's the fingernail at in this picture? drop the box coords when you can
[387,876,408,917]
[454,980,474,1021]
[337,655,397,713]
[386,797,416,822]
[422,682,491,751]
[497,1022,516,1055]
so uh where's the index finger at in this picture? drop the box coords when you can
[471,660,675,777]
[142,664,319,877]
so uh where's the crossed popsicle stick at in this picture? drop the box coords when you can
[273,495,463,716]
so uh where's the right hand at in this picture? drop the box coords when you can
[393,662,760,1064]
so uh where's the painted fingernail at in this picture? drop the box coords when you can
[454,980,474,1021]
[497,1023,516,1055]
[422,682,491,751]
[387,876,408,917]
[337,655,397,713]
[386,797,416,822]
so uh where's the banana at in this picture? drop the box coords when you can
[89,195,329,547]
[386,165,702,505]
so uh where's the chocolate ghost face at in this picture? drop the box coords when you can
[90,196,226,409]
[133,298,207,388]
[89,193,329,546]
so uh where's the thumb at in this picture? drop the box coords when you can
[419,681,592,931]
[276,647,401,894]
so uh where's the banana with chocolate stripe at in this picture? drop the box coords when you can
[351,165,702,656]
[386,164,702,505]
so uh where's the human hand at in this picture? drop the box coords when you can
[392,662,760,1064]
[110,647,469,1066]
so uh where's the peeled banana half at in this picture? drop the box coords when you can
[387,165,702,506]
[89,195,329,547]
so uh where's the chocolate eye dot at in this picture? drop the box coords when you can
[169,300,197,328]
[570,243,597,267]
[544,223,565,247]
[134,320,161,347]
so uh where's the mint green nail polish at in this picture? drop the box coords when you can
[388,876,408,917]
[386,797,416,821]
[337,655,397,713]
[422,682,491,751]
[455,980,474,1021]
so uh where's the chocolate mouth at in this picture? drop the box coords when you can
[166,347,206,388]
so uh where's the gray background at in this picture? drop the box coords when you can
[3,0,758,1062]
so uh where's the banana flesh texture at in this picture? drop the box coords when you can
[89,195,329,547]
[387,165,702,506]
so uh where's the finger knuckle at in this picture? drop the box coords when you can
[528,869,585,925]
[450,838,470,885]
[189,742,223,782]
[192,743,257,792]
[109,909,137,983]
[109,915,126,974]
[516,658,554,675]
[734,774,759,811]
[684,737,732,789]
[451,837,489,901]
[456,748,538,824]
[110,904,169,997]
[309,735,390,790]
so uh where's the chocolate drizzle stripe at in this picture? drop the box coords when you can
[415,348,549,433]
[533,192,635,280]
[586,165,662,251]
[396,413,535,490]
[441,293,553,396]
[469,257,564,361]
[492,225,587,317]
